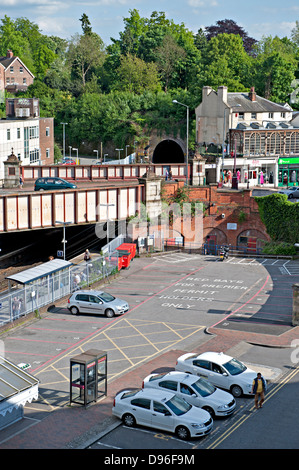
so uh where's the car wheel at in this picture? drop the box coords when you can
[122,413,136,427]
[70,306,79,315]
[176,425,190,440]
[202,406,215,419]
[39,188,44,191]
[105,308,115,318]
[231,385,243,398]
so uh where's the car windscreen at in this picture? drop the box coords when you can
[165,395,191,416]
[223,358,247,375]
[191,378,216,397]
[99,292,115,302]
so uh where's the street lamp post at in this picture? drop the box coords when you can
[72,147,79,165]
[60,122,68,159]
[55,221,71,260]
[93,149,98,162]
[222,104,241,187]
[100,203,115,253]
[172,100,189,185]
[115,148,123,161]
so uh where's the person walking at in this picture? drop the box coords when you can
[251,372,266,409]
[19,176,23,189]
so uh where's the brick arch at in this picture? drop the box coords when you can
[203,227,228,246]
[237,228,270,250]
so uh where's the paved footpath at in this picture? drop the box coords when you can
[1,319,298,449]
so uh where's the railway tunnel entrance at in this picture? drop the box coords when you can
[152,139,185,164]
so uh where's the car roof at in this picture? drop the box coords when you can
[74,290,104,295]
[133,388,175,401]
[197,352,232,365]
[148,371,196,385]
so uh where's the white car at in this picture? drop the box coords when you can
[142,371,235,418]
[112,388,213,440]
[175,352,258,397]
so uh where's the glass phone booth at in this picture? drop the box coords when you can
[70,349,107,407]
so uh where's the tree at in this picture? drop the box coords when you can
[205,19,257,54]
[252,36,297,101]
[112,54,161,94]
[155,34,186,92]
[80,13,92,35]
[67,32,105,88]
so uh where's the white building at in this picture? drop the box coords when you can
[0,98,54,181]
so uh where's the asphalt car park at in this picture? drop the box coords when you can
[1,252,299,447]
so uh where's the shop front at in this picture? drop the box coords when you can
[278,157,299,187]
[218,157,276,186]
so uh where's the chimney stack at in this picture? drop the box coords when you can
[6,50,13,58]
[249,87,256,102]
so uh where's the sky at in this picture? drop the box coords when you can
[1,0,298,45]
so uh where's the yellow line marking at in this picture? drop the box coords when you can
[207,367,299,449]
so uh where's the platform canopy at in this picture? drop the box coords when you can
[6,259,72,285]
[0,356,39,419]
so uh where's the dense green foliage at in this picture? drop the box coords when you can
[1,12,299,155]
[255,194,299,250]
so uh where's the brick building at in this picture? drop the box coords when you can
[0,50,34,96]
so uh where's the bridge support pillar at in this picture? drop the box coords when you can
[138,170,163,220]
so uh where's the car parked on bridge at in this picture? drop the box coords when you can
[61,157,76,165]
[67,289,129,317]
[112,388,213,440]
[34,177,77,191]
[142,371,235,418]
[278,186,299,199]
[175,351,258,397]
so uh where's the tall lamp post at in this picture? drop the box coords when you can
[173,100,189,185]
[100,203,115,253]
[115,148,123,161]
[72,147,79,165]
[55,221,71,260]
[60,122,68,159]
[222,104,241,187]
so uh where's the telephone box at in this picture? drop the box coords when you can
[70,349,107,407]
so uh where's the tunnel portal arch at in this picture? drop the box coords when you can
[152,139,185,164]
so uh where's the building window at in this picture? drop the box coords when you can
[251,113,256,119]
[29,126,39,139]
[46,148,50,158]
[46,127,50,137]
[19,66,23,73]
[17,128,20,139]
[30,149,40,163]
[6,78,10,84]
[7,129,10,140]
[10,66,13,73]
[238,113,244,120]
[23,78,27,85]
[269,113,274,119]
[281,112,285,118]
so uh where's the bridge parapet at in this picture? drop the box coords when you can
[0,184,143,232]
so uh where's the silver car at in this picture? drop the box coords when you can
[67,290,129,317]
